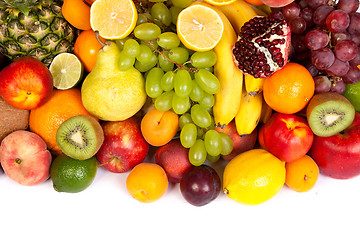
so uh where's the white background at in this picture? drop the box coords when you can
[1,152,360,240]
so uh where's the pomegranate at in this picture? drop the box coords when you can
[232,16,291,78]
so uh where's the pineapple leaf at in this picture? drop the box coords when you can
[0,0,39,15]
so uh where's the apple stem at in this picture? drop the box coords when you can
[97,159,114,167]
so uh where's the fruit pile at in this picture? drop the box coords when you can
[0,0,359,207]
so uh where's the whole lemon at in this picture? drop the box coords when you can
[223,149,286,205]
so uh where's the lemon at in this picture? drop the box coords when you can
[177,2,224,52]
[223,149,286,205]
[49,53,83,90]
[343,81,360,112]
[50,154,98,193]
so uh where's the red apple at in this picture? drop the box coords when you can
[262,113,313,162]
[0,56,53,110]
[96,116,149,173]
[0,130,52,186]
[260,0,295,7]
[309,112,360,179]
[155,139,192,183]
[215,120,257,161]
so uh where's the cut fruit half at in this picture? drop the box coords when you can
[203,0,238,6]
[50,53,83,90]
[90,0,137,39]
[177,3,224,52]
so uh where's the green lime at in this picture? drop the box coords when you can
[343,81,360,112]
[50,154,98,193]
[49,53,83,90]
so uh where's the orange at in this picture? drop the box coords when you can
[74,29,104,73]
[244,0,264,5]
[285,155,319,192]
[126,163,169,203]
[29,88,95,156]
[263,62,315,114]
[62,0,91,30]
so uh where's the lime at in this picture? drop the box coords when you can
[50,154,98,193]
[343,81,360,112]
[49,53,83,90]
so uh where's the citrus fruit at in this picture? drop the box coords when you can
[263,62,315,114]
[90,0,138,39]
[29,88,95,156]
[343,81,360,112]
[223,149,286,205]
[244,0,265,5]
[62,0,91,30]
[74,29,104,73]
[49,53,83,90]
[203,0,238,6]
[285,155,319,192]
[177,2,224,52]
[50,154,98,193]
[126,163,169,203]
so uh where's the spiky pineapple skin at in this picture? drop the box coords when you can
[0,0,79,66]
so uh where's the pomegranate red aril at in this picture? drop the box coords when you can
[304,29,329,50]
[311,48,335,70]
[334,40,358,62]
[232,16,291,78]
[326,10,350,33]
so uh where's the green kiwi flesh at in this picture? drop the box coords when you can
[306,92,355,137]
[56,115,104,160]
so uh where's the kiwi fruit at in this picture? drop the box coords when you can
[306,92,355,137]
[56,115,104,160]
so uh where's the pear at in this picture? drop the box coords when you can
[81,41,147,121]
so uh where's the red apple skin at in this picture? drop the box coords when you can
[262,113,314,162]
[96,116,149,173]
[258,125,267,150]
[0,56,53,110]
[309,112,360,179]
[260,0,295,7]
[155,139,192,183]
[0,130,52,186]
[215,120,257,161]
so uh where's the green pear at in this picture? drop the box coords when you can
[81,41,147,121]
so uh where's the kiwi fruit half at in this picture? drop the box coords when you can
[56,115,104,160]
[306,92,355,137]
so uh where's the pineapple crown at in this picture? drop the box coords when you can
[0,0,58,15]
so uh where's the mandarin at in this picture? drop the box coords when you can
[62,0,91,30]
[263,62,315,114]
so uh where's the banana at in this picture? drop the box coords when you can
[244,74,266,96]
[211,6,244,128]
[217,0,259,34]
[259,98,273,124]
[235,86,263,136]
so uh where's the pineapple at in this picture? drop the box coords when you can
[0,0,78,66]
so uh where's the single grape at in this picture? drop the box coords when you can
[199,92,215,108]
[115,37,128,51]
[136,13,152,25]
[180,123,197,148]
[304,29,329,50]
[172,94,191,115]
[197,127,205,139]
[145,67,164,98]
[326,10,350,33]
[330,78,346,94]
[171,0,193,8]
[313,5,334,26]
[292,34,308,52]
[337,0,360,14]
[302,60,319,77]
[218,132,233,156]
[342,65,360,84]
[160,71,175,91]
[268,9,285,20]
[188,140,207,166]
[289,17,307,34]
[154,90,174,111]
[179,113,192,129]
[151,2,172,26]
[159,52,175,72]
[282,2,300,21]
[194,69,220,94]
[349,50,360,66]
[134,54,158,72]
[169,47,189,64]
[170,6,182,25]
[306,0,327,9]
[190,51,217,69]
[326,58,350,77]
[123,39,140,58]
[180,165,221,206]
[331,32,351,46]
[351,34,360,46]
[314,75,332,93]
[136,43,154,63]
[189,80,204,102]
[348,12,360,35]
[206,154,220,163]
[190,104,212,129]
[174,69,193,98]
[334,40,358,62]
[117,51,135,71]
[311,48,335,70]
[134,23,161,41]
[300,7,314,27]
[204,130,222,157]
[157,32,181,49]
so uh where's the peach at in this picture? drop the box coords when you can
[260,0,295,7]
[0,130,52,186]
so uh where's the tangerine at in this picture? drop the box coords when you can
[263,62,315,114]
[285,155,319,192]
[29,88,95,156]
[62,0,91,30]
[244,0,264,5]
